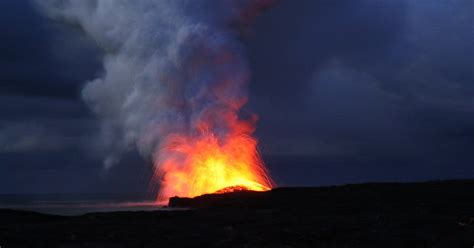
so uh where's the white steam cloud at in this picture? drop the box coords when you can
[35,0,271,168]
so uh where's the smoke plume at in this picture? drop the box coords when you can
[35,0,273,171]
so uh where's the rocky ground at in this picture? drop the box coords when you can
[1,180,474,247]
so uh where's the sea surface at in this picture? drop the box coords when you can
[0,193,174,215]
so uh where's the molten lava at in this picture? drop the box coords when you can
[154,109,274,201]
[214,185,261,194]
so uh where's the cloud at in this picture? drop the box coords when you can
[0,122,69,153]
[0,96,99,155]
[345,0,474,109]
[0,1,101,99]
[0,95,91,122]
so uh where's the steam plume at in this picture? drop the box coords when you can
[35,0,273,170]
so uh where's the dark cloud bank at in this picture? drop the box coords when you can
[0,0,473,193]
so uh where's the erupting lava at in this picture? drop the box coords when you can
[154,109,274,201]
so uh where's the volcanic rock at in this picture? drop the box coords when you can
[1,180,474,247]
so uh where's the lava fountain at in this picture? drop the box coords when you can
[154,104,274,201]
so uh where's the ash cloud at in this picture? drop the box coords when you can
[35,0,271,168]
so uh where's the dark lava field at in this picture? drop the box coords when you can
[1,180,474,247]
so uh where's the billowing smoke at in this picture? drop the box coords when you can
[35,0,273,172]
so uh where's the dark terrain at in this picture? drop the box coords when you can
[1,180,474,247]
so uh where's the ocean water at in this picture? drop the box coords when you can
[0,193,172,216]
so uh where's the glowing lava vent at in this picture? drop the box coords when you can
[154,111,274,201]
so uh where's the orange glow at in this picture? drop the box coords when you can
[153,109,274,201]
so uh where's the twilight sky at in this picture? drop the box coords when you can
[1,0,473,194]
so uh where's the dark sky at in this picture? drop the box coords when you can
[1,0,473,194]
